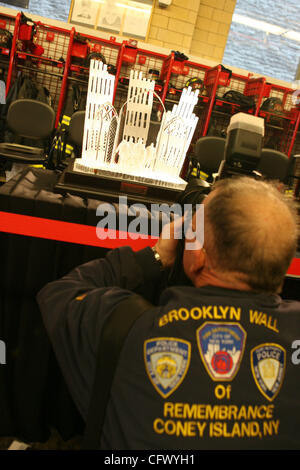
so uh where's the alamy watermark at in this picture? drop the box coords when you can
[96,196,204,250]
[291,340,300,365]
[0,340,6,365]
[0,80,5,105]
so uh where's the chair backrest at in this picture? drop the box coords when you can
[69,111,85,147]
[258,148,290,183]
[7,99,55,140]
[194,136,226,174]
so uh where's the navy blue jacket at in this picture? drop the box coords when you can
[37,246,300,449]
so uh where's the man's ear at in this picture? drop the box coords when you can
[183,247,206,280]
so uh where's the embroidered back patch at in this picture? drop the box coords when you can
[144,338,191,398]
[197,322,247,381]
[251,343,286,401]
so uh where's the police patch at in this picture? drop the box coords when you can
[251,343,286,401]
[144,338,191,398]
[197,322,246,381]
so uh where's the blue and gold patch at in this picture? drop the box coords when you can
[197,322,247,381]
[144,338,191,398]
[251,343,286,401]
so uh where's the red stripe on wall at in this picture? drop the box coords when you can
[0,211,299,276]
[287,257,300,277]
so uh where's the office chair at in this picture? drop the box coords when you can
[257,148,290,183]
[287,154,300,197]
[189,136,226,180]
[68,110,85,150]
[0,99,55,165]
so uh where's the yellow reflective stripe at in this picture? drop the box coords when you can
[62,144,73,155]
[54,140,74,154]
[61,115,71,126]
[191,168,208,180]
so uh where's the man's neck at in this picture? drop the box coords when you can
[193,266,252,291]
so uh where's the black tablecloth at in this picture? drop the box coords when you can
[0,167,299,443]
[0,168,110,442]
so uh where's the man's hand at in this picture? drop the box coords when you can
[153,217,184,268]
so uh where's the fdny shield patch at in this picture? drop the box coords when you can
[197,322,246,381]
[144,338,191,398]
[251,343,286,401]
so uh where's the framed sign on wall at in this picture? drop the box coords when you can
[69,0,153,40]
[69,0,100,28]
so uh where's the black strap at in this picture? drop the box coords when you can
[82,294,153,450]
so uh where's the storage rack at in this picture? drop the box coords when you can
[259,84,299,155]
[1,9,299,164]
[5,12,71,120]
[0,12,16,93]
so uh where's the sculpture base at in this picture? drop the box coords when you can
[55,160,186,205]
